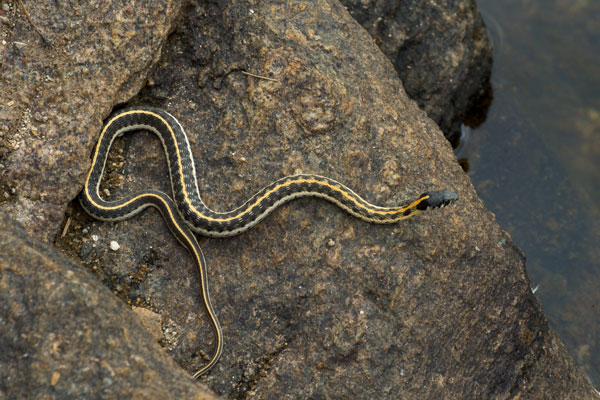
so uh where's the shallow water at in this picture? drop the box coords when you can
[464,0,600,387]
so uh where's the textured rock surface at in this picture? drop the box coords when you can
[0,0,183,241]
[0,215,220,399]
[1,0,597,399]
[344,0,492,142]
[55,0,595,398]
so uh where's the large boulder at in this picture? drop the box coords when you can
[1,0,596,398]
[0,215,220,399]
[344,0,493,142]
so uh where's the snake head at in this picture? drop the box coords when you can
[417,189,458,210]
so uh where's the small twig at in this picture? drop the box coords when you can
[16,0,51,47]
[61,216,71,238]
[241,70,279,82]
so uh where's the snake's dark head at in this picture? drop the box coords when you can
[417,189,458,210]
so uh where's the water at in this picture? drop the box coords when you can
[462,0,600,386]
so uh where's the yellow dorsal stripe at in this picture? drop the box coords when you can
[86,109,428,224]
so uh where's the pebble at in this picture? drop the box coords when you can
[110,241,120,251]
[91,234,99,242]
[2,3,9,12]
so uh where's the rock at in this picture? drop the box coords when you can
[0,0,183,241]
[57,0,594,398]
[0,215,220,399]
[343,0,493,142]
[1,0,597,398]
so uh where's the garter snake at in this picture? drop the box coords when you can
[79,106,458,378]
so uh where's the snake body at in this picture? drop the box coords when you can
[80,107,458,377]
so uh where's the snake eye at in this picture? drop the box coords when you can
[417,189,458,210]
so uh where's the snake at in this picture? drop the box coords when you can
[79,106,458,378]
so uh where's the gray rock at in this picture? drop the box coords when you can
[1,0,597,398]
[0,215,220,399]
[0,0,183,241]
[62,0,594,398]
[343,0,493,141]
